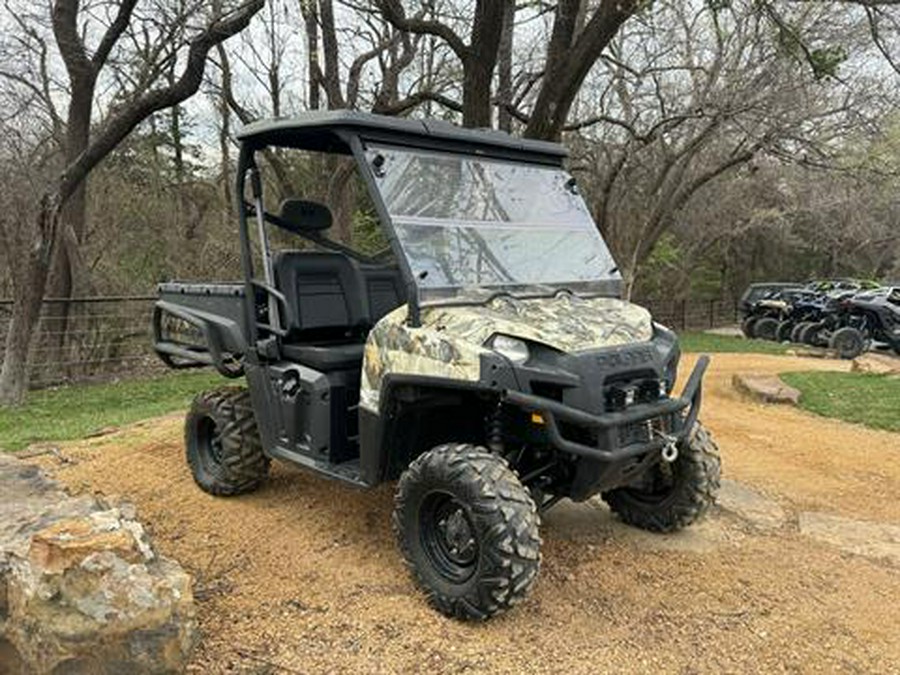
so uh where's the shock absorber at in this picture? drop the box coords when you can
[486,404,504,454]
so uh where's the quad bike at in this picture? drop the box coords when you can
[152,111,720,620]
[797,288,893,359]
[832,287,900,358]
[738,283,802,338]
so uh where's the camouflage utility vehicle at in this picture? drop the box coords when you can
[153,111,721,620]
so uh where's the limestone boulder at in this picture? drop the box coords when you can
[732,373,801,405]
[851,352,900,376]
[0,454,195,674]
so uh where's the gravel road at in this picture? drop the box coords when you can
[33,353,900,674]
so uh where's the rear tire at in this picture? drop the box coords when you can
[393,443,541,621]
[775,320,794,343]
[829,326,866,360]
[790,322,810,343]
[754,317,779,341]
[740,316,758,339]
[800,322,822,346]
[601,423,721,533]
[185,387,269,496]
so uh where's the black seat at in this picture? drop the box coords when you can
[360,265,407,322]
[274,251,370,370]
[280,343,365,371]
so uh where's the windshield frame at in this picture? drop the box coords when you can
[347,133,623,307]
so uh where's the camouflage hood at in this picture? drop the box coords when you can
[359,293,653,414]
[422,293,653,352]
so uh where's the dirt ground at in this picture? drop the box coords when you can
[30,353,900,674]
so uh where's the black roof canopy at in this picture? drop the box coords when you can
[236,110,567,165]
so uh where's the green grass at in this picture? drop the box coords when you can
[679,332,793,355]
[0,370,224,452]
[780,371,900,433]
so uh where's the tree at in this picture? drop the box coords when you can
[0,0,264,405]
[375,0,508,127]
[568,0,893,296]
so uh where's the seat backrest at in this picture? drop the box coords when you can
[274,251,370,340]
[360,265,407,322]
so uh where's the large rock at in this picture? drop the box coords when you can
[799,512,900,566]
[717,479,787,531]
[0,454,195,674]
[851,352,900,376]
[732,373,801,405]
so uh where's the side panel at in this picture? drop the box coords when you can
[245,362,332,459]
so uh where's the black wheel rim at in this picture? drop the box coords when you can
[419,491,478,583]
[196,415,224,465]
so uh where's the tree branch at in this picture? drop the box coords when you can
[57,0,264,204]
[374,0,468,59]
[91,0,139,70]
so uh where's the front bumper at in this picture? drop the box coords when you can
[502,355,709,464]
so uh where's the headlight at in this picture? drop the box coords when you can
[488,334,530,365]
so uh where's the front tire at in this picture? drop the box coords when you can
[829,326,866,359]
[393,443,541,621]
[800,322,822,346]
[601,423,721,533]
[790,321,810,343]
[754,317,779,341]
[185,387,269,496]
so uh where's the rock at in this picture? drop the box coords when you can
[851,352,900,376]
[717,479,787,531]
[704,326,744,338]
[0,454,196,674]
[732,373,801,405]
[799,512,900,566]
[784,348,838,359]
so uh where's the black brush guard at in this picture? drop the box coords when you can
[503,356,709,462]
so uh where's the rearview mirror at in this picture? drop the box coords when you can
[278,199,333,233]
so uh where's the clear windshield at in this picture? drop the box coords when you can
[364,144,621,300]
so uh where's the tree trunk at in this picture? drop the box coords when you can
[217,52,233,219]
[44,81,92,373]
[497,0,515,132]
[0,207,55,405]
[461,0,505,128]
[301,0,320,110]
[525,0,639,140]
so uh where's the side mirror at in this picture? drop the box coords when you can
[278,199,333,234]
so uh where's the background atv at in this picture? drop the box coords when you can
[152,111,720,621]
[837,287,900,357]
[738,283,802,338]
[797,290,870,358]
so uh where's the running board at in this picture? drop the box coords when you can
[266,445,368,488]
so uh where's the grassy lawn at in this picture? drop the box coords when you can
[679,332,793,355]
[780,371,900,433]
[0,370,224,452]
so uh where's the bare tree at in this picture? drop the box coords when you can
[567,0,892,296]
[375,0,507,127]
[0,0,264,405]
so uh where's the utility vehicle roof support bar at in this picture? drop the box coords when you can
[344,132,423,328]
[236,144,260,350]
[250,163,282,336]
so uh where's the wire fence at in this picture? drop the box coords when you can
[0,295,740,390]
[0,296,161,389]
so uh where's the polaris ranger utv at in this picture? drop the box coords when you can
[153,111,720,620]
